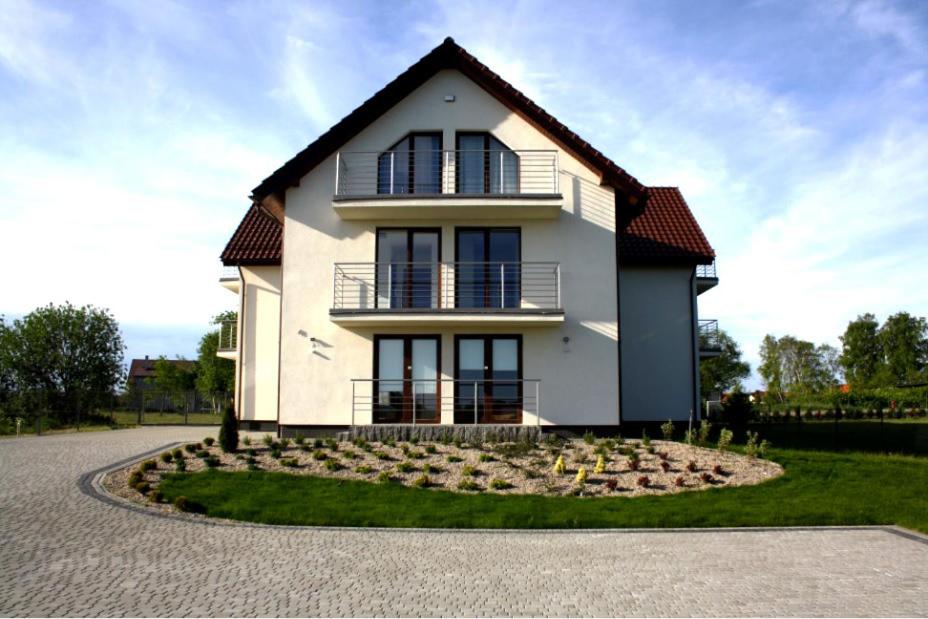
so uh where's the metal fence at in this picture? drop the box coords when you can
[333,261,561,311]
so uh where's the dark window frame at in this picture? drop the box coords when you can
[372,334,442,424]
[454,132,520,194]
[454,226,522,309]
[453,334,524,424]
[377,132,443,195]
[374,227,442,309]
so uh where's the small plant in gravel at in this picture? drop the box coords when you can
[686,460,697,472]
[424,444,437,454]
[478,453,495,463]
[128,471,143,486]
[457,478,480,491]
[592,443,609,457]
[160,452,173,464]
[269,448,281,459]
[745,431,759,457]
[636,475,651,488]
[324,438,338,451]
[461,464,478,477]
[613,435,625,446]
[245,456,257,466]
[489,478,513,490]
[246,448,257,457]
[523,468,541,479]
[575,467,587,485]
[645,445,656,454]
[218,404,238,453]
[376,471,392,484]
[698,420,712,445]
[396,461,415,473]
[312,450,327,461]
[660,460,671,472]
[593,455,606,474]
[674,475,686,488]
[438,431,452,445]
[759,439,771,458]
[641,430,651,447]
[660,419,675,441]
[657,451,669,461]
[408,450,426,460]
[204,456,220,468]
[446,455,464,463]
[373,450,391,461]
[452,437,463,449]
[712,463,724,476]
[312,438,323,449]
[323,459,341,472]
[341,449,358,460]
[195,450,209,459]
[717,428,733,452]
[139,459,156,472]
[293,435,305,446]
[354,465,373,474]
[601,438,616,451]
[626,452,640,471]
[171,448,183,460]
[411,474,430,488]
[683,429,696,446]
[604,479,619,492]
[582,430,596,444]
[422,463,441,474]
[242,436,251,447]
[174,459,186,472]
[203,437,215,447]
[353,437,369,449]
[279,438,291,450]
[573,451,589,464]
[298,444,310,453]
[553,455,566,475]
[149,489,164,503]
[262,435,275,447]
[134,481,151,494]
[700,471,714,484]
[384,437,396,448]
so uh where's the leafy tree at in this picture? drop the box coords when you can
[700,330,750,400]
[878,312,928,385]
[1,303,124,424]
[759,334,839,401]
[218,401,238,453]
[153,357,196,393]
[758,335,785,402]
[839,313,883,388]
[0,317,14,414]
[195,312,237,413]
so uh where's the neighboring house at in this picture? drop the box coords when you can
[126,356,196,409]
[219,38,718,435]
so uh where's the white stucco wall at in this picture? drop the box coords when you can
[619,266,696,421]
[240,266,280,422]
[277,69,620,427]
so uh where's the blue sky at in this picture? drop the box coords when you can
[1,0,927,387]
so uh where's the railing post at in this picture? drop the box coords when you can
[387,265,392,309]
[556,263,561,309]
[351,381,355,427]
[536,381,541,428]
[444,150,450,194]
[412,381,417,426]
[334,151,341,195]
[474,382,478,425]
[553,151,559,193]
[389,151,395,195]
[500,263,505,308]
[499,151,504,193]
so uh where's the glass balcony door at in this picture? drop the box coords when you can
[374,336,439,424]
[455,228,521,309]
[454,335,522,424]
[456,133,519,194]
[376,229,440,309]
[377,133,442,194]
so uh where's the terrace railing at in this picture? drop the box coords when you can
[218,320,238,352]
[699,319,721,351]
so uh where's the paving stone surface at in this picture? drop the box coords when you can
[0,427,926,617]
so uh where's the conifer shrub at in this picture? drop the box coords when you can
[218,403,238,453]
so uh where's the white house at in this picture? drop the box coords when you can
[218,38,718,437]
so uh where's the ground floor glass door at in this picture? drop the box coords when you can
[454,335,522,424]
[374,336,439,423]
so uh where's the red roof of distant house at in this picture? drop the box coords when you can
[619,187,715,264]
[128,358,196,379]
[220,203,283,265]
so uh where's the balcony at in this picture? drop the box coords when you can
[330,262,564,326]
[699,319,721,357]
[219,265,240,293]
[217,320,238,359]
[332,149,562,220]
[696,260,718,295]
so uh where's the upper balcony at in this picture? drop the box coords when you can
[698,319,722,357]
[219,265,240,293]
[332,149,563,220]
[217,320,238,359]
[696,260,718,295]
[330,261,564,327]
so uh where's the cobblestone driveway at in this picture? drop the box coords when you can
[0,428,926,617]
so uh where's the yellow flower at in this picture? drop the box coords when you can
[553,455,566,475]
[575,466,587,484]
[594,455,606,474]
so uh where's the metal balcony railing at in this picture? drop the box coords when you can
[332,262,561,311]
[350,378,542,426]
[696,260,717,279]
[699,319,720,351]
[334,150,559,197]
[218,320,237,352]
[219,265,239,280]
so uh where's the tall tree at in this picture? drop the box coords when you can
[153,357,196,394]
[196,312,237,413]
[758,335,785,402]
[878,312,928,385]
[700,330,750,400]
[1,303,124,424]
[0,316,14,414]
[759,334,840,400]
[839,313,883,388]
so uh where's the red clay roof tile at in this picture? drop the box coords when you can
[620,187,715,264]
[220,204,282,265]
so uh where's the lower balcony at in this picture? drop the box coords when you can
[330,262,564,327]
[699,319,721,357]
[217,320,238,359]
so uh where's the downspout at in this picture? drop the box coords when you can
[616,229,624,427]
[236,265,245,422]
[689,266,700,421]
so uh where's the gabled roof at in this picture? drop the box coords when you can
[251,37,648,207]
[221,186,714,266]
[619,187,715,264]
[128,358,195,379]
[220,203,283,265]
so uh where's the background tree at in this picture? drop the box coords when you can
[839,313,882,388]
[153,356,196,394]
[758,335,785,402]
[1,303,124,425]
[878,312,928,385]
[759,334,840,401]
[700,330,750,400]
[0,317,14,415]
[196,311,237,413]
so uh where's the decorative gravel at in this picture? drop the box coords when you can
[105,436,783,507]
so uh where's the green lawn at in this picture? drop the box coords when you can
[158,448,928,532]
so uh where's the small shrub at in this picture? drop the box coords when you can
[324,438,338,451]
[686,460,697,472]
[543,433,561,447]
[717,428,733,452]
[173,495,202,513]
[700,471,714,483]
[195,450,209,459]
[409,434,420,446]
[174,459,186,472]
[613,435,625,446]
[604,479,619,492]
[203,437,215,447]
[698,419,712,445]
[269,448,281,459]
[312,438,324,449]
[582,430,596,445]
[438,431,452,445]
[446,455,464,463]
[575,467,587,484]
[674,475,685,488]
[593,455,606,474]
[396,461,415,473]
[149,490,164,503]
[657,451,669,461]
[759,439,771,458]
[242,436,252,447]
[593,444,609,457]
[276,457,297,468]
[424,444,437,454]
[312,450,327,461]
[354,465,373,474]
[323,459,341,472]
[452,438,463,449]
[553,455,566,475]
[246,448,257,457]
[218,403,238,453]
[247,462,259,471]
[373,450,391,461]
[712,464,724,476]
[627,457,640,471]
[139,459,156,472]
[204,456,220,468]
[401,444,410,455]
[134,481,151,494]
[461,464,478,477]
[641,430,650,447]
[660,460,670,472]
[262,434,275,447]
[478,453,495,463]
[293,435,305,446]
[573,450,589,464]
[489,478,513,490]
[384,437,396,447]
[171,448,183,460]
[457,478,480,491]
[411,474,430,488]
[376,471,392,483]
[523,468,541,479]
[160,452,173,464]
[645,445,655,454]
[279,438,291,450]
[636,475,650,488]
[127,471,143,486]
[299,444,311,453]
[745,431,759,458]
[342,449,358,460]
[683,429,695,445]
[353,437,369,449]
[423,463,441,474]
[194,442,203,450]
[408,450,426,460]
[660,419,675,441]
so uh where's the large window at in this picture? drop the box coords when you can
[376,229,440,309]
[377,133,442,194]
[454,335,522,424]
[456,133,519,194]
[455,228,521,309]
